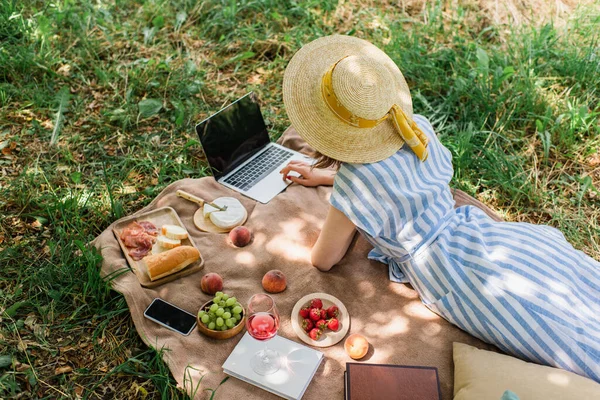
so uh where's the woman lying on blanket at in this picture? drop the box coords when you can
[280,35,600,382]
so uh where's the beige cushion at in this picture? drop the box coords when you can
[453,342,600,400]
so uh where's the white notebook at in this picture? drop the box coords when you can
[223,333,323,400]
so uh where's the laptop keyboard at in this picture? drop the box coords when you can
[223,146,294,191]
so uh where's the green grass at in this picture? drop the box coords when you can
[1,0,599,398]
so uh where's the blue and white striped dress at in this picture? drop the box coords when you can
[330,114,600,381]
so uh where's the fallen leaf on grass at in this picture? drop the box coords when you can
[74,386,84,396]
[24,315,37,331]
[0,141,17,155]
[247,74,263,84]
[15,362,30,372]
[57,64,72,77]
[59,345,77,354]
[55,365,73,375]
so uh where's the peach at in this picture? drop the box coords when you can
[344,334,369,360]
[200,273,223,295]
[262,270,287,293]
[229,226,251,247]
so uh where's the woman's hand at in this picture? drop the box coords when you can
[280,160,336,186]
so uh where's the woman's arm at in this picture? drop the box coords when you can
[311,205,356,271]
[280,161,336,186]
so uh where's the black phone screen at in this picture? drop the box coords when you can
[144,299,197,335]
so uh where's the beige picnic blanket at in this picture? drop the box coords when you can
[93,127,501,399]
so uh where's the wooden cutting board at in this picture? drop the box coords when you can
[112,207,204,288]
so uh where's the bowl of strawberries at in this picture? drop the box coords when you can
[290,292,350,347]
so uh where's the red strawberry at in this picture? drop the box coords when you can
[302,318,314,332]
[327,305,339,318]
[309,328,322,340]
[309,308,321,321]
[310,298,323,309]
[327,318,340,331]
[299,306,310,319]
[316,319,327,330]
[320,309,327,319]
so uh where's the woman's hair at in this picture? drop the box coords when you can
[312,151,342,170]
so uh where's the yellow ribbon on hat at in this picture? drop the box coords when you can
[321,60,429,161]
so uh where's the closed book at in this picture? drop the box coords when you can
[223,332,323,400]
[345,363,441,400]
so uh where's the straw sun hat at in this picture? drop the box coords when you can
[283,35,429,164]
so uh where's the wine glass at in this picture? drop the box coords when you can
[245,293,281,375]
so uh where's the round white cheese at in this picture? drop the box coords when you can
[204,197,246,229]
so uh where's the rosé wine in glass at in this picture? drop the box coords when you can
[247,312,279,341]
[245,294,281,375]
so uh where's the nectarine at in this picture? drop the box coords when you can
[200,273,223,295]
[262,270,287,293]
[229,226,251,247]
[344,334,369,360]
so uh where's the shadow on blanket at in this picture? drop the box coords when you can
[92,127,501,399]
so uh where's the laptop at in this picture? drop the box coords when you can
[196,92,313,204]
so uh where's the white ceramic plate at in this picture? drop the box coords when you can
[291,292,350,347]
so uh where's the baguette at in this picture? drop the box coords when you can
[143,245,200,281]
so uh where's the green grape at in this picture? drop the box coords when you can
[232,306,242,315]
[201,314,210,324]
[220,325,227,331]
[209,304,218,313]
[215,291,224,298]
[214,295,222,303]
[198,310,206,318]
[208,322,216,330]
[222,294,229,301]
[225,319,234,328]
[218,301,226,307]
[216,317,224,327]
[216,308,224,316]
[234,314,242,321]
[224,307,231,314]
[223,312,231,319]
[225,298,236,307]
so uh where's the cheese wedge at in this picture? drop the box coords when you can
[204,197,246,229]
[161,224,188,240]
[157,235,181,249]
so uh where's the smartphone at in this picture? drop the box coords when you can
[144,298,197,336]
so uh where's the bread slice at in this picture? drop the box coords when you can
[157,235,181,249]
[143,245,200,281]
[161,224,188,240]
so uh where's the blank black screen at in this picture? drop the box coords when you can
[196,92,270,179]
[145,299,196,334]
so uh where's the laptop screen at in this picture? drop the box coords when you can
[196,92,270,179]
